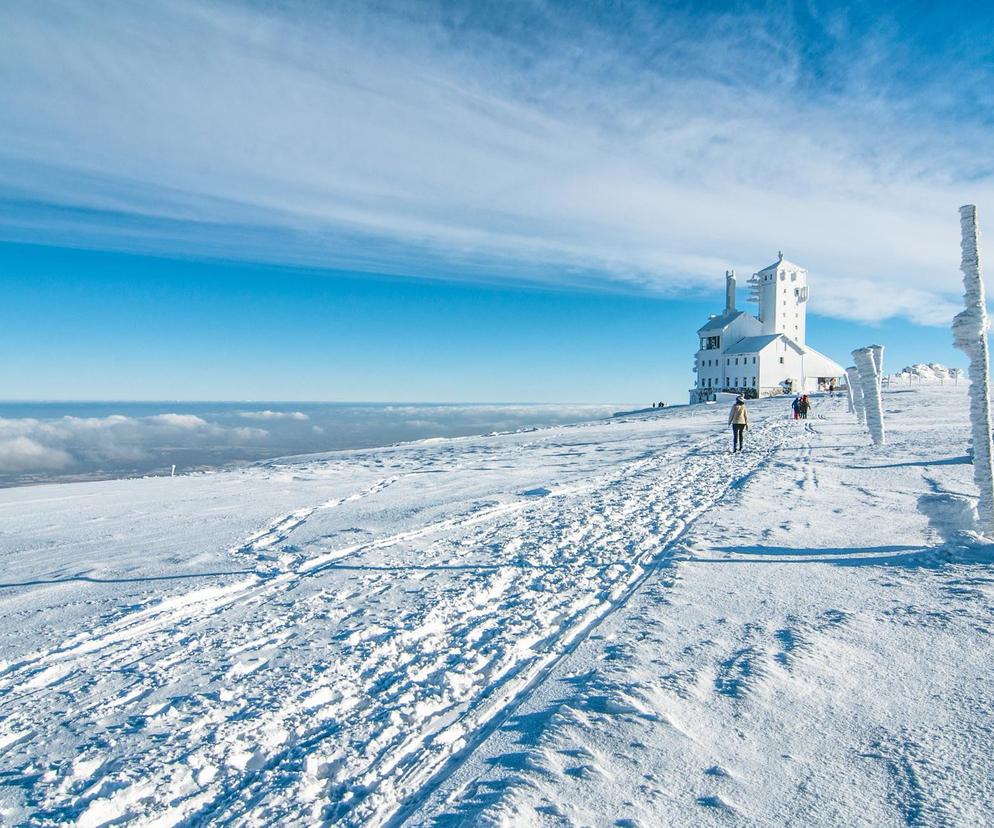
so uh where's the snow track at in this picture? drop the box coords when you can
[0,413,790,826]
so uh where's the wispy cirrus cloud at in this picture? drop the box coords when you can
[1,0,992,324]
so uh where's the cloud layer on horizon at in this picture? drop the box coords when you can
[0,414,268,473]
[2,0,993,325]
[0,402,620,479]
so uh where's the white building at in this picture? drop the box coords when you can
[690,253,845,403]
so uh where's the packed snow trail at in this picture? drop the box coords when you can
[403,388,994,827]
[0,406,790,826]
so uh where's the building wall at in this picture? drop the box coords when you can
[695,351,723,391]
[757,340,804,391]
[723,352,759,389]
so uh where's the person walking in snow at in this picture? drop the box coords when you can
[798,394,810,419]
[791,395,800,420]
[729,395,749,453]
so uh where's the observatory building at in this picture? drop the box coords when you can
[690,253,845,403]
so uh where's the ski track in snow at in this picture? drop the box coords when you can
[0,413,791,827]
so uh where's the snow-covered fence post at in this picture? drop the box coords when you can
[845,365,862,419]
[846,365,863,421]
[952,204,994,533]
[852,346,885,445]
[869,345,884,393]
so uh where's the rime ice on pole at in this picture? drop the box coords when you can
[952,204,994,534]
[845,366,863,423]
[869,345,884,390]
[852,346,885,445]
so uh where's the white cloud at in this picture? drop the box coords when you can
[237,410,309,421]
[147,413,210,429]
[231,427,269,440]
[0,437,73,473]
[0,1,991,324]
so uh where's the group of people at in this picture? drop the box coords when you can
[726,392,814,453]
[791,394,811,420]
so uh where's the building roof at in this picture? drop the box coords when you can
[723,334,784,354]
[696,310,748,334]
[799,344,846,377]
[756,251,805,274]
[725,335,844,374]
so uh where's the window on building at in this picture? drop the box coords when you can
[752,356,756,364]
[734,358,739,365]
[791,273,796,281]
[752,377,757,386]
[779,357,784,364]
[780,273,785,281]
[702,335,720,350]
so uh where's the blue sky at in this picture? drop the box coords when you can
[1,0,992,402]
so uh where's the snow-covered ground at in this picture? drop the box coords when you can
[1,386,992,826]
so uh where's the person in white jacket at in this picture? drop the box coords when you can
[728,395,749,453]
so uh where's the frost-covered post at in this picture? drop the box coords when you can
[845,365,863,421]
[869,345,884,392]
[852,346,885,445]
[952,204,994,533]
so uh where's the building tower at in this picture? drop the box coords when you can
[724,269,736,314]
[747,252,808,345]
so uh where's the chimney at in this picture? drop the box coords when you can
[725,269,736,314]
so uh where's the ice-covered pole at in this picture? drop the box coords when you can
[847,365,865,425]
[952,204,994,533]
[844,366,860,416]
[869,345,884,392]
[852,346,885,445]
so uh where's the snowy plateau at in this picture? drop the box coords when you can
[1,385,992,827]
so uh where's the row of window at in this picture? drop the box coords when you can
[700,355,758,367]
[700,377,756,388]
[763,272,798,282]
